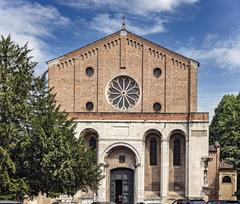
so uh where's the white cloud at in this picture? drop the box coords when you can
[89,13,166,35]
[60,0,199,35]
[178,33,240,70]
[60,0,199,15]
[0,0,70,74]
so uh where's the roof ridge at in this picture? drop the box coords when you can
[47,29,199,66]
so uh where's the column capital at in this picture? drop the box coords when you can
[135,162,141,168]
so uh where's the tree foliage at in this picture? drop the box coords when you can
[210,93,240,189]
[0,35,33,199]
[0,36,102,200]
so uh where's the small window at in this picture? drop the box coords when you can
[222,176,232,183]
[153,68,162,78]
[150,138,157,166]
[86,67,94,77]
[89,137,97,150]
[173,138,181,166]
[86,102,94,111]
[119,155,125,163]
[153,102,161,112]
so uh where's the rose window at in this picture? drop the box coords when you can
[107,76,140,111]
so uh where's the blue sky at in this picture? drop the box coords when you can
[0,0,239,119]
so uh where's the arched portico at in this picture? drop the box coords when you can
[98,143,143,204]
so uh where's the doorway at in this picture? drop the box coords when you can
[110,168,134,204]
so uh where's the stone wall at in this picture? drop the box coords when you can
[75,120,209,203]
[219,171,237,200]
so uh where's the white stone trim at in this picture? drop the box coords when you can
[99,142,141,165]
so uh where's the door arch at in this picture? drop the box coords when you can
[103,144,138,203]
[110,168,134,204]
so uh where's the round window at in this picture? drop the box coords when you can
[153,102,161,112]
[107,75,140,111]
[86,67,94,77]
[86,102,94,110]
[153,68,162,78]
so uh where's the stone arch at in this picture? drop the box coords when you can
[78,128,99,199]
[100,142,141,166]
[168,129,186,195]
[143,128,162,141]
[144,129,162,197]
[105,146,137,170]
[80,128,99,150]
[79,128,99,138]
[167,128,187,141]
[102,143,139,203]
[220,175,235,199]
[222,176,232,183]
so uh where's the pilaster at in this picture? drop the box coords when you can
[161,139,169,201]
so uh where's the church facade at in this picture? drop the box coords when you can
[47,28,209,204]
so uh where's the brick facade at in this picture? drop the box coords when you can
[48,30,198,115]
[47,29,209,204]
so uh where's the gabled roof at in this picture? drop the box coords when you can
[46,30,120,64]
[46,29,199,66]
[127,30,199,65]
[219,161,234,169]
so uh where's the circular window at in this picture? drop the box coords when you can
[153,68,162,78]
[86,102,94,110]
[86,67,94,77]
[107,75,140,111]
[153,102,161,112]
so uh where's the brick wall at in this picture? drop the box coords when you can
[48,30,198,114]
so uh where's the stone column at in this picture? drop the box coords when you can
[98,164,107,202]
[135,162,144,203]
[185,139,189,198]
[161,139,169,202]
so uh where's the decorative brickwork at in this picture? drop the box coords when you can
[48,30,198,114]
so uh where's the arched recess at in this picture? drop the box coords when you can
[101,143,139,203]
[144,129,162,198]
[80,128,99,151]
[104,145,137,170]
[222,176,232,183]
[168,129,186,195]
[100,142,141,166]
[167,129,187,141]
[79,128,99,199]
[220,175,234,199]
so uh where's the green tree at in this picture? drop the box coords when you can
[210,93,240,189]
[0,36,102,200]
[0,35,34,199]
[18,73,102,198]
